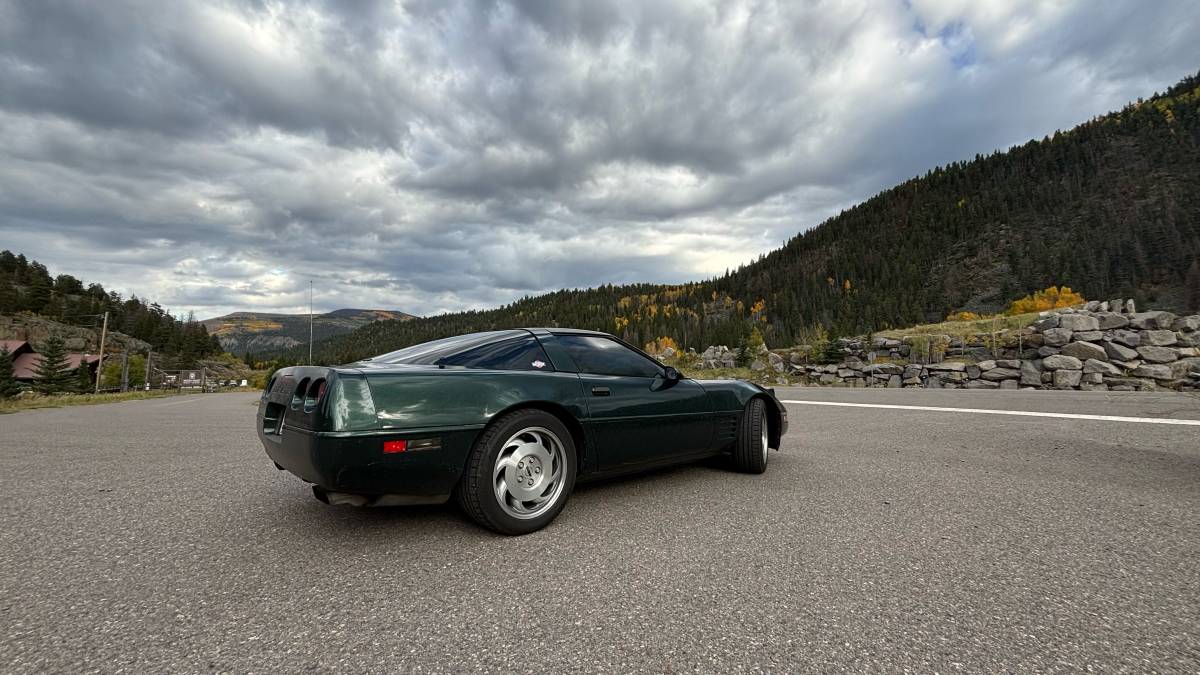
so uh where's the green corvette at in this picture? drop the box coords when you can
[257,328,788,534]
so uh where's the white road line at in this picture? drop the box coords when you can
[780,400,1200,426]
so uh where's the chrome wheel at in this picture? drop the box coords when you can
[761,420,769,464]
[493,426,566,520]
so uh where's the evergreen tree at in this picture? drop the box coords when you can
[32,336,72,394]
[74,361,94,393]
[0,347,21,399]
[1186,258,1200,312]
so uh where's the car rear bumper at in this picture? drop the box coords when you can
[257,419,482,502]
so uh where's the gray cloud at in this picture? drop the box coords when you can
[0,0,1197,318]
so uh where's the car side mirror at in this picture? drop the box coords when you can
[663,366,681,381]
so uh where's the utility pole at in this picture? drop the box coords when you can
[94,311,109,394]
[145,350,153,391]
[308,280,314,365]
[120,352,129,392]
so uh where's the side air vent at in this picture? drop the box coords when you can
[716,416,738,442]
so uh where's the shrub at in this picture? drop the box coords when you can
[1005,286,1085,315]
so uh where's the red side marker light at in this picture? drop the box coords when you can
[383,440,407,453]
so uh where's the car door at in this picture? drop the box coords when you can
[553,334,713,472]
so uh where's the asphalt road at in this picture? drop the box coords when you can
[2,388,1198,673]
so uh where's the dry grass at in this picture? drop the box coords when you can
[0,389,185,413]
[874,312,1042,339]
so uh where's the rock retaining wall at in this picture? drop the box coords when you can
[694,301,1200,391]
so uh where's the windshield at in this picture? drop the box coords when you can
[369,330,529,365]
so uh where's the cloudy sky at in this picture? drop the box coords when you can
[1,0,1197,319]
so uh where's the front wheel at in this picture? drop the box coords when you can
[733,398,769,474]
[457,409,577,535]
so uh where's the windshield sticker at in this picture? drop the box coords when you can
[531,360,546,369]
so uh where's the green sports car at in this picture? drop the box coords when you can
[257,328,788,535]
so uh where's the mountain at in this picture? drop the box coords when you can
[202,308,415,355]
[306,71,1200,365]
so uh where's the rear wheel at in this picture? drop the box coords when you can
[733,398,769,474]
[457,409,577,535]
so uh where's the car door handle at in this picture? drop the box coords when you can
[591,386,610,397]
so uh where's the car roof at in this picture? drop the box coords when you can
[524,327,614,337]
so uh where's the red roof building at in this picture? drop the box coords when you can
[12,351,101,381]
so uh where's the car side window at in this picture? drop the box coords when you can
[436,335,554,372]
[556,335,662,378]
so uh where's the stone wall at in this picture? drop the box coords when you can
[693,301,1200,391]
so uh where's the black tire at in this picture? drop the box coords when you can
[733,398,769,474]
[456,409,577,535]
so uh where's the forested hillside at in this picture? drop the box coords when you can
[0,251,222,366]
[308,72,1199,364]
[202,308,415,357]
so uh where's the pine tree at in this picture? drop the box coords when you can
[32,335,72,394]
[1186,258,1200,312]
[74,361,94,393]
[0,347,21,399]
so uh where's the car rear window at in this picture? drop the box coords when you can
[372,330,528,365]
[436,335,554,372]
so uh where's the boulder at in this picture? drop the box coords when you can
[996,359,1021,369]
[837,368,856,378]
[1084,301,1101,312]
[1042,354,1083,370]
[1109,330,1141,347]
[1059,314,1100,331]
[1083,359,1122,376]
[1123,299,1136,314]
[863,363,903,376]
[751,359,767,371]
[1037,346,1061,357]
[1079,382,1109,391]
[819,373,836,384]
[981,367,1021,381]
[1102,340,1139,361]
[1031,315,1060,331]
[1179,333,1200,347]
[1053,370,1082,389]
[1092,312,1129,329]
[1171,357,1200,378]
[1042,328,1072,346]
[977,360,997,371]
[1103,376,1146,390]
[1060,341,1108,362]
[999,379,1019,390]
[1131,364,1173,380]
[926,361,967,372]
[964,379,999,389]
[966,365,982,379]
[887,375,902,388]
[843,356,865,370]
[1140,330,1177,347]
[902,365,923,380]
[1080,372,1103,384]
[1072,330,1103,342]
[938,371,967,383]
[1020,360,1043,386]
[768,352,785,373]
[1136,346,1179,363]
[925,377,943,389]
[1129,311,1177,330]
[1173,315,1200,332]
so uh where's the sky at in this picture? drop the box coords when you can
[1,1,1197,319]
